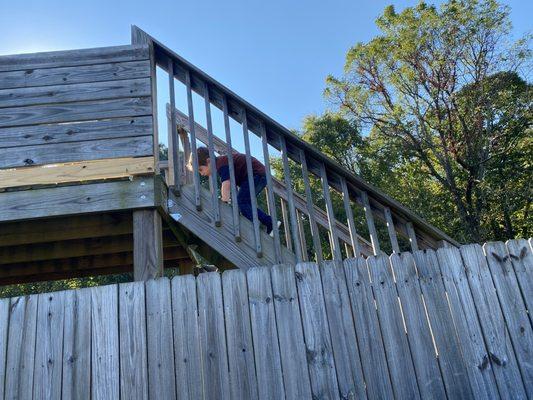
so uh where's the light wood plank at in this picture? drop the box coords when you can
[33,291,65,400]
[171,275,204,400]
[197,272,231,400]
[91,284,119,400]
[167,63,180,189]
[247,266,285,400]
[320,260,367,399]
[204,82,221,226]
[270,264,313,400]
[119,282,148,400]
[506,239,533,318]
[343,257,394,399]
[384,206,400,253]
[133,209,164,281]
[62,288,92,400]
[184,68,202,210]
[294,262,339,399]
[0,298,10,400]
[406,222,419,251]
[222,269,259,400]
[340,176,361,258]
[145,278,177,400]
[361,191,380,255]
[0,156,155,189]
[320,164,342,261]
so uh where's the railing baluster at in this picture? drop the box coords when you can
[300,149,323,263]
[280,199,293,252]
[384,206,400,253]
[280,136,303,262]
[320,163,342,261]
[260,122,282,263]
[340,176,361,257]
[167,60,180,192]
[203,82,221,227]
[296,210,308,261]
[360,191,380,255]
[221,94,241,242]
[178,127,192,184]
[406,222,419,252]
[241,109,262,257]
[184,69,202,210]
[344,242,354,258]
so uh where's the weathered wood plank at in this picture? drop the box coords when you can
[4,295,38,400]
[91,284,120,400]
[384,206,400,253]
[294,262,339,399]
[0,135,153,169]
[0,177,156,223]
[222,269,259,400]
[436,247,500,400]
[0,44,149,72]
[197,272,231,400]
[320,260,367,399]
[0,297,10,400]
[145,278,176,400]
[171,275,204,400]
[321,164,342,261]
[390,252,447,399]
[460,244,528,399]
[32,291,65,400]
[0,59,150,90]
[343,257,394,400]
[133,209,164,281]
[270,264,313,400]
[184,68,202,210]
[204,83,221,227]
[0,96,152,128]
[506,239,533,319]
[361,191,380,255]
[247,266,285,400]
[119,282,148,400]
[0,115,152,148]
[413,250,473,399]
[484,242,533,395]
[368,255,421,399]
[62,288,91,400]
[0,156,155,189]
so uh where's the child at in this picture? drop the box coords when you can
[191,147,273,234]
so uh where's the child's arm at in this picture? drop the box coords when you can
[221,180,231,202]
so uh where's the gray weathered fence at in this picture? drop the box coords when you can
[1,239,531,399]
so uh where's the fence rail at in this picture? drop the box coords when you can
[1,238,531,399]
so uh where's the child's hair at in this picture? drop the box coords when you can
[187,146,209,171]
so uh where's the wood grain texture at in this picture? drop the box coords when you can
[222,270,259,400]
[247,266,286,400]
[171,275,204,400]
[145,278,176,400]
[343,257,394,400]
[270,264,313,400]
[506,239,533,320]
[62,288,92,400]
[133,209,164,281]
[197,272,231,400]
[294,262,339,399]
[0,298,10,400]
[119,282,149,400]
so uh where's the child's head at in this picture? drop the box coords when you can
[189,146,211,176]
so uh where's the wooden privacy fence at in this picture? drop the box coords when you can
[1,239,531,400]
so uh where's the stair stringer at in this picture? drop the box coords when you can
[167,184,296,269]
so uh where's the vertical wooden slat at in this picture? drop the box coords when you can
[506,239,533,316]
[436,247,501,399]
[222,270,259,400]
[280,198,293,252]
[296,210,309,261]
[171,275,204,400]
[5,295,38,400]
[204,82,221,226]
[294,262,339,398]
[91,285,120,400]
[320,163,342,261]
[367,256,421,399]
[179,127,192,184]
[340,177,361,257]
[343,257,394,399]
[360,191,380,255]
[320,261,367,399]
[406,222,419,252]
[62,288,91,400]
[33,291,65,400]
[260,122,282,263]
[222,93,241,241]
[280,136,303,262]
[197,272,231,400]
[119,282,149,400]
[300,149,323,263]
[247,267,285,400]
[270,264,313,400]
[133,209,163,281]
[383,206,400,253]
[241,109,262,257]
[167,61,181,191]
[0,298,8,400]
[145,278,176,400]
[185,68,202,210]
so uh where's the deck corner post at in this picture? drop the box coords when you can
[133,209,164,281]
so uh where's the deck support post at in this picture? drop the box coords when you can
[133,209,164,280]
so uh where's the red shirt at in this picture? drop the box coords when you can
[215,152,266,186]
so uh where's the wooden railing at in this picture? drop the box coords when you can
[132,26,458,264]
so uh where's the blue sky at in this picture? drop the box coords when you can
[1,0,531,132]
